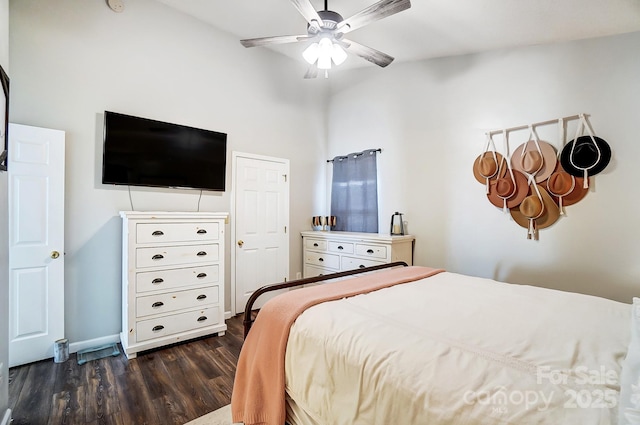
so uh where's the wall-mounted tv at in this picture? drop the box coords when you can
[102,111,227,191]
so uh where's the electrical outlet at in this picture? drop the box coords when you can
[296,272,302,279]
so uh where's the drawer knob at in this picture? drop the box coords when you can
[196,251,207,257]
[152,325,164,332]
[366,249,374,254]
[318,257,324,262]
[196,294,207,300]
[196,229,207,234]
[152,278,164,284]
[359,265,366,269]
[151,230,164,236]
[196,273,207,278]
[152,254,164,260]
[152,301,164,308]
[197,316,208,322]
[338,245,344,250]
[313,243,319,247]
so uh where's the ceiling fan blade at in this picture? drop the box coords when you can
[290,0,324,28]
[304,63,319,79]
[336,0,411,34]
[343,39,394,67]
[240,34,314,48]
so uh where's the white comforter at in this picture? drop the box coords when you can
[284,272,630,425]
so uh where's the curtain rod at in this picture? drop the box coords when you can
[327,148,382,163]
[485,113,589,137]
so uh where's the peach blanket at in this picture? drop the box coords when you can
[231,265,444,425]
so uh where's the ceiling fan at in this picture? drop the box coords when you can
[240,0,412,78]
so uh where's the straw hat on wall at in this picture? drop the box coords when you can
[510,183,560,239]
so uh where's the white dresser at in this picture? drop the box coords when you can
[120,211,228,359]
[301,231,415,278]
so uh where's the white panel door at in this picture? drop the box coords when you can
[233,153,289,314]
[8,123,65,367]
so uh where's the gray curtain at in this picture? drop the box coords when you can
[330,149,379,233]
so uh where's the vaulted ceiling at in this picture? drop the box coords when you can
[155,0,640,70]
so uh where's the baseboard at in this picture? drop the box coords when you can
[69,334,120,354]
[1,408,11,425]
[68,320,237,355]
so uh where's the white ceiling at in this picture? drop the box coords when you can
[154,0,640,70]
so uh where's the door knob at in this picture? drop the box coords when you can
[51,251,60,259]
[237,240,244,247]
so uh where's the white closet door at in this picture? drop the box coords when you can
[232,152,289,315]
[8,123,65,367]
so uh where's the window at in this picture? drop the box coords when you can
[330,149,379,233]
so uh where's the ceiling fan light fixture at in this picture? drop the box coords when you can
[331,43,347,65]
[317,53,332,70]
[317,37,334,69]
[304,38,347,71]
[302,42,320,64]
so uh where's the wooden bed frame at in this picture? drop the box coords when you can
[242,261,409,338]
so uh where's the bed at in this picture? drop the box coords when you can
[231,263,635,425]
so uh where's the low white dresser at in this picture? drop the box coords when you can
[301,231,415,278]
[120,211,228,359]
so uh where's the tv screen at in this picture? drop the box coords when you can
[102,111,227,191]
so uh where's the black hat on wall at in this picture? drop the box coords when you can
[560,135,611,178]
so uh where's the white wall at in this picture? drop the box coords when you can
[8,0,328,344]
[327,31,640,303]
[0,0,9,420]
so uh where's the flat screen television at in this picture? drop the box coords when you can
[102,111,227,191]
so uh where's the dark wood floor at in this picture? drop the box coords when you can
[8,314,245,425]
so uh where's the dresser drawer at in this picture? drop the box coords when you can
[328,241,354,254]
[136,222,219,244]
[341,256,386,271]
[136,265,219,293]
[136,286,219,318]
[305,251,340,270]
[305,238,327,251]
[303,264,335,278]
[136,244,219,268]
[355,243,388,260]
[136,306,220,342]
